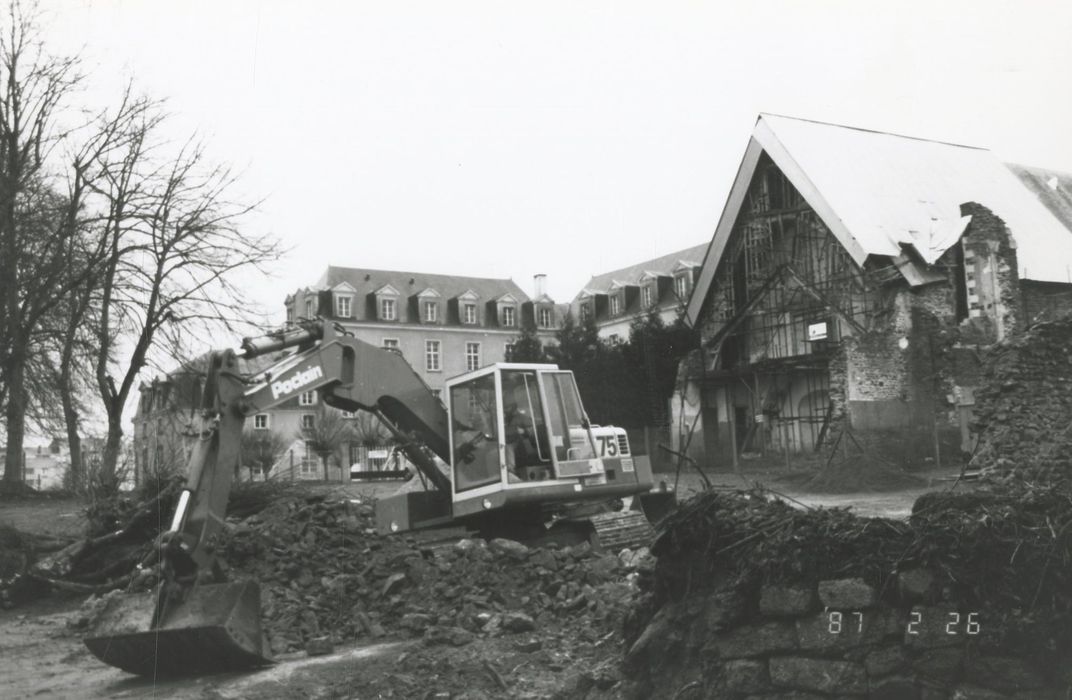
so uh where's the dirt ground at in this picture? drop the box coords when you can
[0,465,973,699]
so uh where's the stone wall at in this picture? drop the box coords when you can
[969,316,1072,482]
[959,202,1021,342]
[823,282,961,465]
[624,575,1059,699]
[1021,280,1072,326]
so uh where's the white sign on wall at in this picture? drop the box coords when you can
[807,321,828,341]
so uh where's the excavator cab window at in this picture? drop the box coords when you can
[543,371,598,472]
[501,369,553,481]
[449,373,502,492]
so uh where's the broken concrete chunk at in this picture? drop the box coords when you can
[502,611,536,633]
[489,538,530,560]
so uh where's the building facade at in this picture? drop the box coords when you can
[284,267,561,396]
[134,267,563,483]
[678,114,1072,469]
[571,244,707,343]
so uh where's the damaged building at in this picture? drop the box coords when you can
[678,114,1072,468]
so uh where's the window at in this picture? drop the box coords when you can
[465,342,481,371]
[450,373,501,492]
[300,441,318,475]
[502,306,516,327]
[380,297,396,320]
[424,301,438,323]
[642,285,654,308]
[580,304,591,321]
[299,390,316,406]
[305,298,316,318]
[335,295,352,318]
[464,303,477,324]
[382,338,399,351]
[253,414,269,430]
[431,389,442,400]
[425,340,441,371]
[610,295,621,315]
[504,342,515,360]
[538,307,552,328]
[674,274,689,300]
[609,334,621,345]
[301,414,315,430]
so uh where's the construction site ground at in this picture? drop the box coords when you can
[0,464,974,699]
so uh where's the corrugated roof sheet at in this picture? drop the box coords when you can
[1005,163,1072,237]
[757,114,1072,283]
[575,243,709,299]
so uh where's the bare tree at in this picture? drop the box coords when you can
[300,405,353,481]
[0,4,94,490]
[0,3,161,491]
[240,428,288,482]
[82,104,281,493]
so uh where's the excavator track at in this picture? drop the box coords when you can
[589,510,656,552]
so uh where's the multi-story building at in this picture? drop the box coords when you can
[570,243,707,343]
[284,267,562,396]
[134,267,564,483]
[679,113,1072,468]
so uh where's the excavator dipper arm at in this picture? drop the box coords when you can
[84,321,454,677]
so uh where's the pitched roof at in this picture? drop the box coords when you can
[315,266,531,321]
[687,113,1072,323]
[1005,163,1072,236]
[574,243,708,301]
[318,267,529,301]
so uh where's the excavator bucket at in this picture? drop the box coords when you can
[84,580,272,677]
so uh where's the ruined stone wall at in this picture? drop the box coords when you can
[620,486,1072,700]
[1021,280,1072,326]
[970,316,1072,483]
[625,575,1061,699]
[958,202,1022,341]
[823,283,960,465]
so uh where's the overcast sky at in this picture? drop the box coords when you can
[41,0,1072,318]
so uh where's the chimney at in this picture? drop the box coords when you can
[533,273,547,298]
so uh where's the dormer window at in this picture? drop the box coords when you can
[642,285,654,308]
[305,297,316,318]
[464,303,477,324]
[538,307,552,328]
[335,294,352,318]
[502,306,516,327]
[424,301,438,323]
[674,274,689,300]
[580,303,591,322]
[610,295,621,316]
[374,284,401,321]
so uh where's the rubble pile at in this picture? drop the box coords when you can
[220,494,649,656]
[621,487,1072,698]
[970,316,1072,485]
[0,524,34,607]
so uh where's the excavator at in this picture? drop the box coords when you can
[83,320,673,677]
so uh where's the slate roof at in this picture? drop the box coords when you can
[574,243,708,300]
[315,266,533,323]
